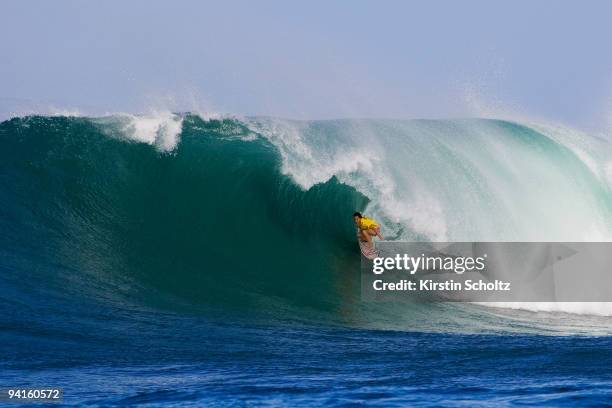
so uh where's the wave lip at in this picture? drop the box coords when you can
[244,117,612,243]
[92,111,184,152]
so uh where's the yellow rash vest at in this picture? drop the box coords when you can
[358,217,379,230]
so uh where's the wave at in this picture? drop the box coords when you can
[2,112,612,330]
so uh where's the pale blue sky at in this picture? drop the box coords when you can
[2,0,612,127]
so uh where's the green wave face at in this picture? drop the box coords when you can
[0,115,367,320]
[2,113,612,330]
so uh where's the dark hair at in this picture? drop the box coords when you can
[353,212,362,218]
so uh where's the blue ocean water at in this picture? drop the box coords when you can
[1,114,612,406]
[4,314,612,406]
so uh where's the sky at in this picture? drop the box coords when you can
[2,0,612,128]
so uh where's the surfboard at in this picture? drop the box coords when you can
[358,236,379,260]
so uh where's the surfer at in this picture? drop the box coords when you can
[353,212,384,247]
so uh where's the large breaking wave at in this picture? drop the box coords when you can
[2,112,612,331]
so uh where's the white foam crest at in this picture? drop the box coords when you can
[3,109,184,152]
[245,119,367,188]
[114,112,184,152]
[480,302,612,317]
[246,118,449,240]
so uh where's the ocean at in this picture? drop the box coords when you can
[1,113,612,406]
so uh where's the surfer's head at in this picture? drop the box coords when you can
[353,212,362,224]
